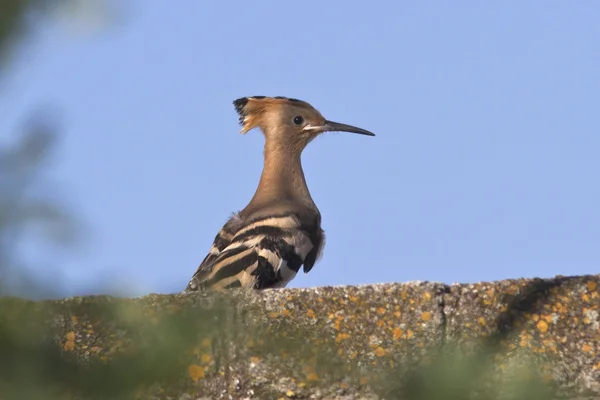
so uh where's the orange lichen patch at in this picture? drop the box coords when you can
[336,333,350,343]
[536,320,549,333]
[65,331,76,341]
[374,347,386,357]
[582,293,590,302]
[582,343,593,353]
[557,294,570,303]
[393,311,401,318]
[306,309,316,319]
[393,327,403,340]
[200,353,212,364]
[406,329,414,339]
[587,280,598,292]
[552,302,568,313]
[377,307,386,315]
[376,320,385,328]
[90,346,102,353]
[541,314,553,323]
[63,340,75,351]
[334,319,342,331]
[359,377,369,385]
[477,317,486,326]
[281,308,291,317]
[421,311,432,321]
[349,351,358,360]
[306,372,319,382]
[422,292,432,301]
[268,311,279,319]
[71,316,78,324]
[250,356,261,364]
[348,295,359,303]
[188,364,205,382]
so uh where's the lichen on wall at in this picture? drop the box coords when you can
[0,275,599,399]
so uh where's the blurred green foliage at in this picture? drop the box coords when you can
[0,0,43,64]
[0,0,84,292]
[0,2,566,399]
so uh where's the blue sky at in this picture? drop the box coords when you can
[1,1,599,297]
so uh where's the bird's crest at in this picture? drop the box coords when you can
[233,96,316,134]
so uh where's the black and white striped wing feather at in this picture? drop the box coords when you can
[185,212,324,291]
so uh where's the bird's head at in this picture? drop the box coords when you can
[232,96,374,152]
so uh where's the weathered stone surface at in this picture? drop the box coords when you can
[444,274,600,397]
[2,274,599,399]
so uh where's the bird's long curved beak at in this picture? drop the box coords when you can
[304,120,375,136]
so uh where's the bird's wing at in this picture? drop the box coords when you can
[185,211,317,291]
[302,224,325,273]
[184,213,243,290]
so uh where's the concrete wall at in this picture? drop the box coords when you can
[4,274,600,399]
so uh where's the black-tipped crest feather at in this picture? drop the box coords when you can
[233,97,249,126]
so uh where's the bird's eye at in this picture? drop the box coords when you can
[292,116,304,125]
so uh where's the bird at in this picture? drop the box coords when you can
[185,96,374,292]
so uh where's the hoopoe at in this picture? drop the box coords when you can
[185,96,374,292]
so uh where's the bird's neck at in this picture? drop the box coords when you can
[247,140,314,209]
